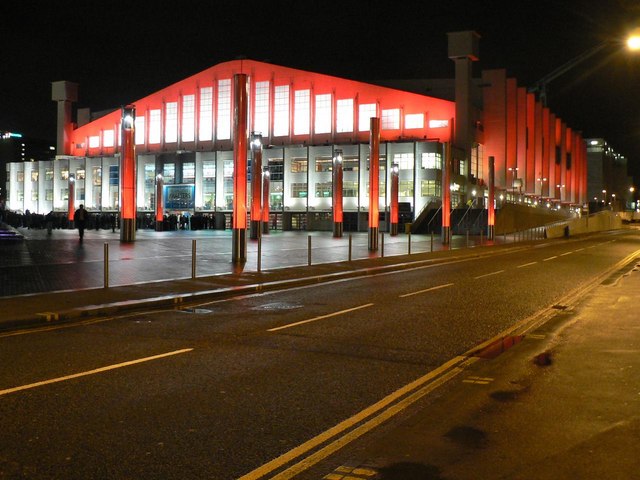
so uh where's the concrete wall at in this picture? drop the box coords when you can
[545,211,622,239]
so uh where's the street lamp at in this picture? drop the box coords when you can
[508,167,518,200]
[627,28,640,50]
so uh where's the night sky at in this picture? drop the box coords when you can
[2,0,640,174]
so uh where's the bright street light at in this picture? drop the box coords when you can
[627,28,640,50]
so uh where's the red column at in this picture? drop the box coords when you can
[390,163,399,236]
[368,117,380,250]
[526,93,536,194]
[488,156,495,240]
[250,132,262,240]
[68,175,75,223]
[232,73,248,263]
[332,149,343,237]
[155,174,164,231]
[442,140,452,244]
[541,108,550,198]
[262,167,270,234]
[120,105,136,242]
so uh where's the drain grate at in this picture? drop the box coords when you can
[179,308,213,314]
[552,304,569,310]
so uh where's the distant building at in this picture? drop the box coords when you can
[586,139,635,211]
[0,131,55,203]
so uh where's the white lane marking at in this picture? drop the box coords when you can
[575,248,585,252]
[267,304,374,332]
[474,270,504,280]
[517,262,537,268]
[399,283,455,298]
[0,348,193,397]
[560,251,573,256]
[543,256,557,262]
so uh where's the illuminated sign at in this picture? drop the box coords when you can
[165,184,195,210]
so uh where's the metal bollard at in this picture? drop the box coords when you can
[308,235,312,266]
[104,243,109,288]
[192,239,196,279]
[257,235,262,272]
[408,231,411,255]
[380,232,384,258]
[430,232,434,252]
[466,229,469,248]
[348,234,352,261]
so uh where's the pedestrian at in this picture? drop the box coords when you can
[74,204,87,242]
[45,211,54,235]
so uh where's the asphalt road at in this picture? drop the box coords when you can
[1,230,637,479]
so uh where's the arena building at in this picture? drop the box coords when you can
[5,32,587,234]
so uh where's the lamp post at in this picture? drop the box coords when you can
[68,174,75,225]
[332,149,343,238]
[262,166,270,234]
[120,105,136,242]
[508,167,518,200]
[155,174,164,231]
[390,163,399,236]
[250,132,263,240]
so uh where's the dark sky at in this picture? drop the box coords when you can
[2,0,640,170]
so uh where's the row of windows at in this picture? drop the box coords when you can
[288,180,441,198]
[85,79,449,149]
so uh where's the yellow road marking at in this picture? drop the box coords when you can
[267,304,374,332]
[0,348,193,396]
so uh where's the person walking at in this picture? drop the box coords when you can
[74,204,87,242]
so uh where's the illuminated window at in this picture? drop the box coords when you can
[182,95,195,142]
[337,99,353,133]
[135,116,145,145]
[223,160,233,178]
[291,182,307,198]
[343,157,359,172]
[165,102,178,143]
[199,87,213,141]
[45,168,54,181]
[274,85,289,137]
[183,162,195,183]
[294,89,310,135]
[103,130,114,147]
[421,180,441,196]
[315,94,332,134]
[31,170,38,182]
[315,157,332,172]
[358,103,377,131]
[203,161,216,180]
[254,81,270,137]
[217,79,231,140]
[399,180,414,197]
[291,158,308,173]
[394,153,414,170]
[163,163,175,184]
[89,136,100,148]
[405,113,424,129]
[429,119,449,129]
[315,182,332,197]
[149,109,161,144]
[92,166,102,186]
[382,109,400,130]
[343,181,358,197]
[76,169,85,180]
[421,152,442,169]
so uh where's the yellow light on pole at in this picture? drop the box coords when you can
[627,29,640,50]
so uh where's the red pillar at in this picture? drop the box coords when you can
[262,167,270,234]
[442,140,452,244]
[488,156,495,240]
[250,132,263,240]
[155,174,164,231]
[120,105,136,242]
[368,117,380,250]
[232,73,248,263]
[332,149,343,237]
[390,163,399,236]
